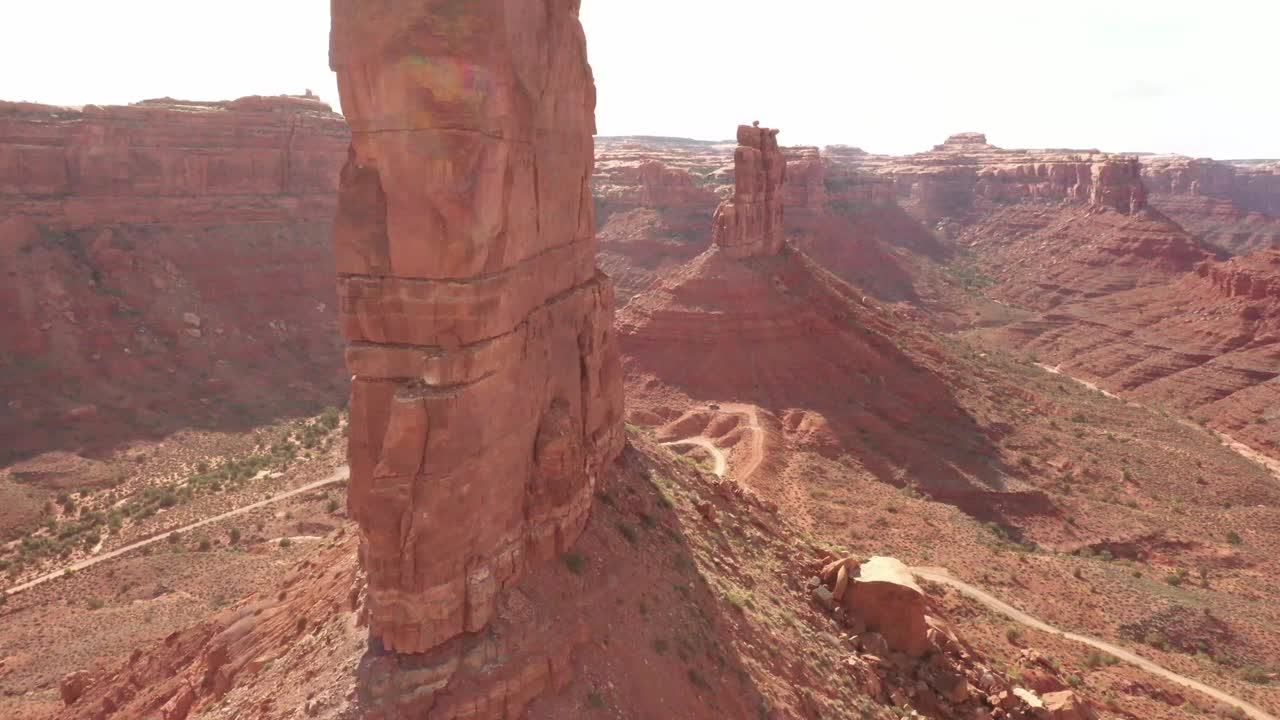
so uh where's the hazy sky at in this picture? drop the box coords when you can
[4,0,1277,158]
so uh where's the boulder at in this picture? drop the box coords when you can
[843,557,931,658]
[60,670,89,706]
[1042,690,1097,720]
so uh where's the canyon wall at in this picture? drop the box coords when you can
[1142,156,1280,254]
[0,96,349,462]
[331,0,625,656]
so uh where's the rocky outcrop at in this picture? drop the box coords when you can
[1089,157,1148,214]
[330,0,624,656]
[1142,156,1280,255]
[712,124,787,258]
[0,95,349,461]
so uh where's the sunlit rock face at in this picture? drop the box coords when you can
[330,0,625,655]
[713,124,787,258]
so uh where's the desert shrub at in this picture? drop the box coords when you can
[1240,666,1271,685]
[615,522,638,545]
[561,552,587,575]
[1226,530,1242,546]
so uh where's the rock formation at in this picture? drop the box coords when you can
[1089,156,1148,214]
[0,96,349,461]
[330,0,625,654]
[712,124,787,258]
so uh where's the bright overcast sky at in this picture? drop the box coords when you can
[3,0,1277,158]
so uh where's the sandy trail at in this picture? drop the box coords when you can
[661,402,766,481]
[2,465,350,598]
[912,567,1277,720]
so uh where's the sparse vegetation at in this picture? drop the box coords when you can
[615,522,638,545]
[561,552,587,575]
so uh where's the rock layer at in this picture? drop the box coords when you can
[330,0,625,655]
[0,96,349,461]
[713,125,787,258]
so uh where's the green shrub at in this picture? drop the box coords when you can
[615,522,638,545]
[561,552,586,575]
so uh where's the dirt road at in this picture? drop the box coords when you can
[912,567,1277,720]
[661,402,766,481]
[2,465,350,598]
[661,438,728,476]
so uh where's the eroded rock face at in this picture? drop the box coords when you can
[713,124,787,258]
[0,96,349,461]
[330,0,625,655]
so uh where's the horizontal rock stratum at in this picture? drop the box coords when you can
[330,0,625,655]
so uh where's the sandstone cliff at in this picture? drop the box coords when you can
[1142,155,1280,255]
[0,96,349,462]
[331,0,624,675]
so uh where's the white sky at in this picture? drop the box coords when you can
[3,0,1277,158]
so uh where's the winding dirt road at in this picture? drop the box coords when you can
[661,402,766,481]
[2,465,350,599]
[661,437,728,476]
[912,567,1277,720]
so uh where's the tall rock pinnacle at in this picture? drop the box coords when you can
[712,124,788,258]
[330,0,625,655]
